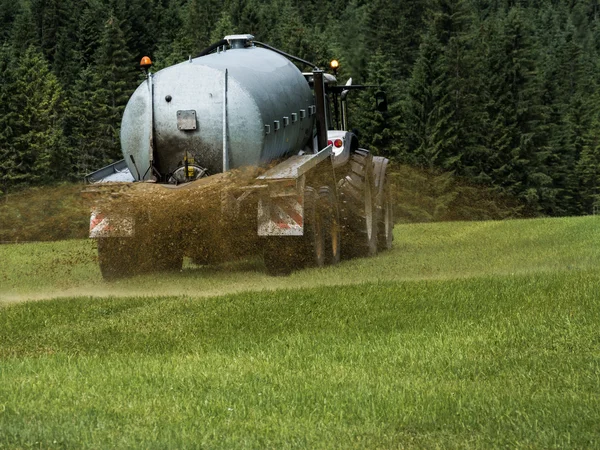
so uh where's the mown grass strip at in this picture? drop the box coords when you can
[1,272,599,448]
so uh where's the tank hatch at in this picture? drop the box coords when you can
[224,34,254,49]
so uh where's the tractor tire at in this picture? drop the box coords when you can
[378,183,394,251]
[372,156,394,252]
[319,186,341,266]
[97,237,142,280]
[263,187,324,275]
[339,149,378,259]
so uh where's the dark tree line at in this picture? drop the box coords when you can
[1,0,600,215]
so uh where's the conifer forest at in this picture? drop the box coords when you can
[1,0,600,216]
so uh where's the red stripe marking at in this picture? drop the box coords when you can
[285,207,303,228]
[282,197,303,227]
[90,212,105,231]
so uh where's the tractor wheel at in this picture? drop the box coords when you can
[263,187,324,275]
[97,237,142,280]
[319,186,341,266]
[339,149,378,258]
[378,180,394,252]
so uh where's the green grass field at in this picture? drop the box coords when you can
[1,216,599,448]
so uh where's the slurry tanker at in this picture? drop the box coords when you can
[85,35,394,279]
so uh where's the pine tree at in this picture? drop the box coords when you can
[349,50,403,158]
[7,47,69,187]
[69,66,104,176]
[152,0,183,47]
[179,0,222,55]
[233,0,264,38]
[0,44,16,194]
[364,0,426,79]
[30,0,73,65]
[9,6,37,54]
[0,0,21,43]
[403,0,474,172]
[548,22,594,214]
[91,13,138,163]
[117,0,156,60]
[76,0,109,68]
[328,0,368,82]
[267,0,328,66]
[403,29,441,167]
[485,8,552,211]
[210,11,235,43]
[577,109,600,213]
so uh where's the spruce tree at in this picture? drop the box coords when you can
[577,110,600,213]
[179,0,222,56]
[403,29,441,167]
[76,0,108,68]
[69,66,103,176]
[403,0,474,172]
[267,0,328,66]
[0,44,16,194]
[92,13,138,163]
[8,46,69,187]
[328,0,368,82]
[485,8,553,211]
[9,6,37,54]
[210,11,235,43]
[364,0,425,79]
[30,0,73,66]
[349,50,403,158]
[0,0,21,44]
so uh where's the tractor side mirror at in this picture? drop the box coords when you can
[375,91,388,112]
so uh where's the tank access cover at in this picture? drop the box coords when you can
[224,34,255,49]
[177,110,197,131]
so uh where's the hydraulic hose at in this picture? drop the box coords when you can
[194,39,228,59]
[253,41,320,70]
[193,39,320,72]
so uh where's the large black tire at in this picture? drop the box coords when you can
[98,235,183,281]
[372,157,394,252]
[339,149,378,258]
[319,186,341,266]
[378,183,394,251]
[97,237,142,280]
[263,187,324,275]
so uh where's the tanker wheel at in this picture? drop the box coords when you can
[378,181,394,251]
[97,237,142,281]
[263,187,324,275]
[151,240,184,272]
[319,186,341,266]
[339,149,378,259]
[263,237,302,276]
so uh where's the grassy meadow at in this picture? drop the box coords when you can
[1,216,599,448]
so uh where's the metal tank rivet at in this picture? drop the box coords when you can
[166,95,172,102]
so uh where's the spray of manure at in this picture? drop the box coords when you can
[88,166,271,277]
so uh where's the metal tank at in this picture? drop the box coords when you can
[121,35,316,182]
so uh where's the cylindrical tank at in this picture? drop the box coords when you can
[120,44,316,180]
